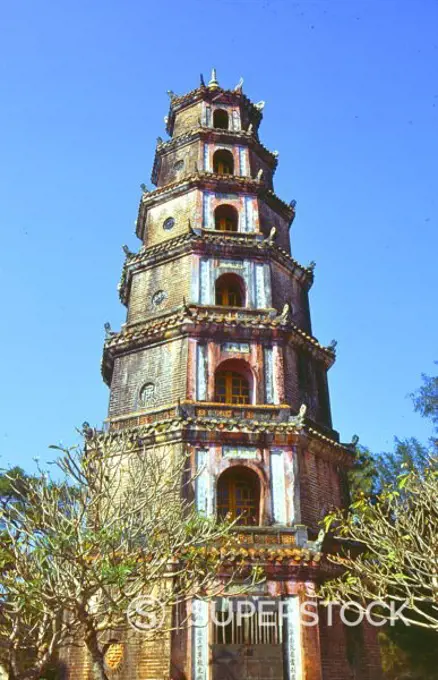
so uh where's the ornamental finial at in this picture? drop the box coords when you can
[208,68,219,89]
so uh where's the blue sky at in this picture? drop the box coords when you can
[0,0,436,470]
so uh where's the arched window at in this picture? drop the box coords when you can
[215,273,244,307]
[214,204,238,232]
[215,372,249,405]
[213,109,229,130]
[139,382,155,406]
[213,149,234,175]
[217,466,260,525]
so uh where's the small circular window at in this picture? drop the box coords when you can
[140,382,155,406]
[163,217,175,231]
[174,159,184,171]
[152,290,168,307]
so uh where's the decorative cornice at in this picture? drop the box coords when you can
[107,306,333,356]
[151,127,278,186]
[219,545,321,566]
[119,230,313,305]
[98,402,353,463]
[136,172,294,240]
[307,427,356,458]
[165,86,262,136]
[101,304,335,387]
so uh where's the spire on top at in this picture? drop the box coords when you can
[208,68,219,90]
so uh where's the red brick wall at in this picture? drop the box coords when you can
[298,448,343,530]
[257,199,290,252]
[319,605,382,680]
[248,149,274,189]
[59,628,171,680]
[271,261,311,332]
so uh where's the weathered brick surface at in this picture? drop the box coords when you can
[143,189,198,248]
[283,345,332,428]
[127,254,192,323]
[156,139,201,188]
[299,448,343,530]
[109,338,188,417]
[271,261,311,332]
[283,344,301,411]
[249,149,274,189]
[173,102,203,137]
[258,199,291,252]
[59,628,171,680]
[319,606,382,680]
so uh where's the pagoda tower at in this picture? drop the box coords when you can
[80,71,382,680]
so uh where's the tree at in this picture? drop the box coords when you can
[0,432,252,680]
[321,369,438,636]
[322,461,438,629]
[411,367,438,432]
[348,437,430,500]
[0,467,30,503]
[0,467,36,679]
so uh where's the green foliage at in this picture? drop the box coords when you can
[379,623,438,679]
[349,438,431,500]
[323,368,438,679]
[411,367,438,430]
[376,437,430,490]
[0,466,32,503]
[348,446,377,498]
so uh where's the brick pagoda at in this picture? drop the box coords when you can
[66,70,382,680]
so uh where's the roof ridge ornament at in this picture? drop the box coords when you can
[234,77,244,92]
[104,322,116,339]
[265,226,277,245]
[278,303,291,324]
[208,68,219,90]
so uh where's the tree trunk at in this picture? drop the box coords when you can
[84,628,109,680]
